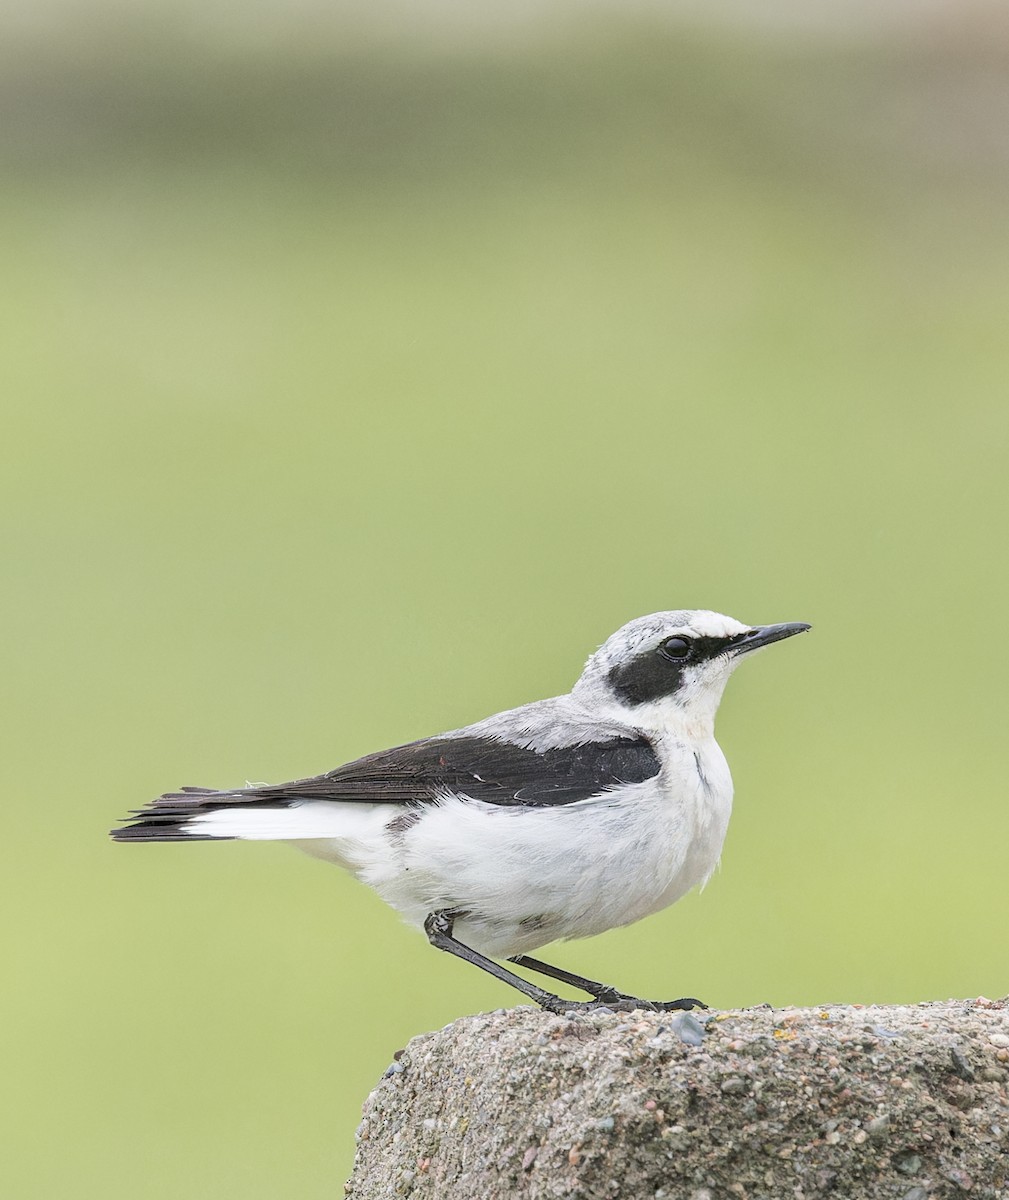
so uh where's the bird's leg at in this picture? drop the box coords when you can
[425,911,704,1013]
[507,954,637,1005]
[510,954,704,1012]
[424,910,571,1012]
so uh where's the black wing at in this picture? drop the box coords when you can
[279,733,662,807]
[112,732,661,839]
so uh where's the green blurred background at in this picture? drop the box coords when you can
[3,1,1008,1194]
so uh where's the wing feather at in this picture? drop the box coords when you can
[111,732,661,839]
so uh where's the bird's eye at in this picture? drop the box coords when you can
[658,636,691,660]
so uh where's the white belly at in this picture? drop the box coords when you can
[300,737,734,958]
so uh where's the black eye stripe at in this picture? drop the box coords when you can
[607,633,741,706]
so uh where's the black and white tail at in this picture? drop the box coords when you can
[109,782,361,843]
[111,787,265,841]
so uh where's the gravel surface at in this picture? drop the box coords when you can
[347,998,1008,1199]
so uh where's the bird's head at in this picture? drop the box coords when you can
[573,610,810,738]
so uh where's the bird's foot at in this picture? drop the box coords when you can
[539,994,706,1015]
[590,986,707,1013]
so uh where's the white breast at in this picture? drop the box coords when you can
[649,734,733,910]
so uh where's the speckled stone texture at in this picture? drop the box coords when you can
[347,998,1008,1200]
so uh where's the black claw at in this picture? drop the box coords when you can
[591,987,624,1005]
[657,997,707,1012]
[539,996,581,1015]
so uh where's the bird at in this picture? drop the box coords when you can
[112,610,809,1014]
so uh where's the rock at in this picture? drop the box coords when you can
[348,998,1009,1198]
[865,1114,890,1143]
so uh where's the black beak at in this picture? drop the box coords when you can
[730,622,811,656]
